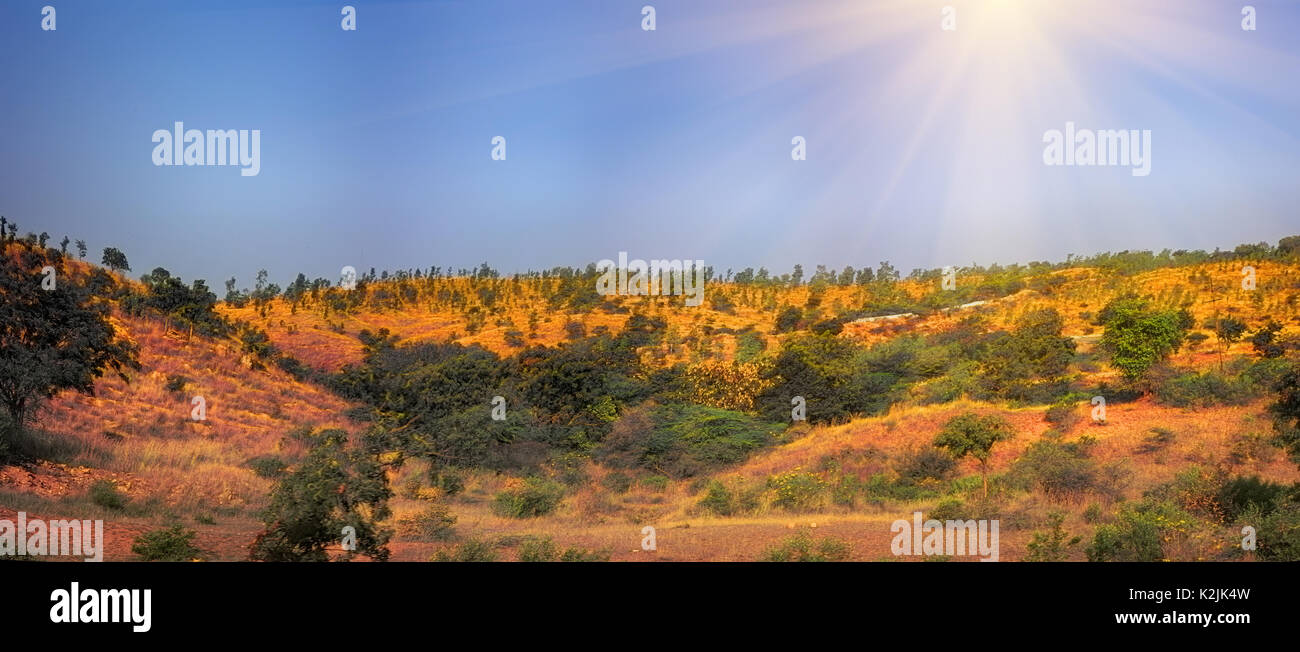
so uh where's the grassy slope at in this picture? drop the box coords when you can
[4,259,1298,560]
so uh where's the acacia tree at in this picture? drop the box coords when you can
[0,243,139,442]
[934,412,1014,499]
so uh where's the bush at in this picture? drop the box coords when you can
[896,447,956,486]
[1216,475,1287,523]
[1085,500,1190,562]
[640,475,669,493]
[518,537,610,562]
[601,472,633,494]
[596,403,782,478]
[697,480,735,516]
[89,480,127,510]
[246,455,288,479]
[1010,439,1096,500]
[766,470,828,512]
[1024,511,1080,561]
[493,477,565,518]
[431,469,465,496]
[1252,499,1300,561]
[928,498,967,521]
[1156,370,1251,407]
[1044,399,1082,429]
[761,531,851,561]
[132,525,205,561]
[396,504,457,541]
[164,374,189,395]
[431,539,498,562]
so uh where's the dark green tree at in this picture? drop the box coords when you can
[0,243,139,441]
[1098,295,1186,384]
[101,247,130,273]
[249,428,393,561]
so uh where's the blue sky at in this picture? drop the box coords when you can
[2,0,1299,287]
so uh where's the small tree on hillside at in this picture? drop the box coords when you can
[934,412,1014,499]
[101,247,130,273]
[1213,316,1247,369]
[249,428,393,561]
[1098,295,1186,385]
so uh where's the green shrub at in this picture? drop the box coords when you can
[246,455,288,479]
[89,480,127,510]
[1156,370,1251,408]
[550,452,589,487]
[766,470,828,512]
[1024,511,1080,561]
[493,477,565,518]
[430,469,465,496]
[761,531,851,562]
[1216,475,1287,523]
[132,525,205,561]
[697,480,735,516]
[831,474,861,508]
[396,504,457,541]
[559,547,611,562]
[1010,439,1096,499]
[640,475,669,493]
[896,447,956,486]
[431,539,498,562]
[928,498,967,521]
[596,403,783,478]
[1252,499,1300,561]
[601,472,633,494]
[517,537,559,561]
[1082,502,1103,524]
[1085,500,1190,562]
[1044,399,1082,428]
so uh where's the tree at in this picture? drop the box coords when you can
[101,247,130,273]
[934,412,1014,499]
[59,236,69,255]
[1098,295,1186,384]
[0,242,139,441]
[1213,316,1247,368]
[979,308,1076,401]
[249,428,393,561]
[773,306,802,334]
[75,239,87,260]
[1270,363,1300,466]
[1277,235,1300,258]
[1250,320,1286,359]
